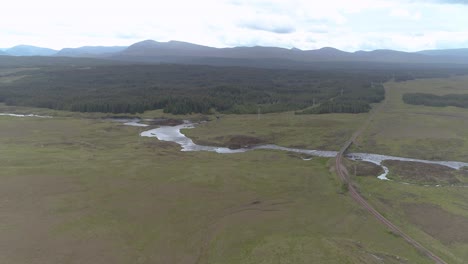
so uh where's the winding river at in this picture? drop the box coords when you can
[136,121,468,181]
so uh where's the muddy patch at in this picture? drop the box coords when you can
[383,160,461,184]
[404,203,468,245]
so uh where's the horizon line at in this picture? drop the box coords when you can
[2,40,468,53]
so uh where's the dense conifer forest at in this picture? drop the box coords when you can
[0,64,387,114]
[1,61,467,114]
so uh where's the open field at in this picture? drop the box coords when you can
[0,114,433,264]
[355,176,468,264]
[346,75,468,263]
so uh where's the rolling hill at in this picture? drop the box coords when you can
[55,46,128,57]
[5,45,57,56]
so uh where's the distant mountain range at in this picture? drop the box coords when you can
[113,40,468,65]
[55,46,127,57]
[1,40,468,66]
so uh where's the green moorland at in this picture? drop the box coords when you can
[354,178,468,263]
[349,75,468,264]
[0,108,433,264]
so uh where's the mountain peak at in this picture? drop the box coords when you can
[131,40,160,47]
[318,47,340,51]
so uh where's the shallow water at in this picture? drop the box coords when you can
[141,123,247,153]
[124,121,149,127]
[105,118,149,127]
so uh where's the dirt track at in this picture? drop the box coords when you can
[335,94,448,264]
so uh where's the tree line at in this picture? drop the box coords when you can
[403,93,468,108]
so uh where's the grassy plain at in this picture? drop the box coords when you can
[2,75,468,263]
[355,177,468,264]
[0,112,431,264]
[348,75,468,264]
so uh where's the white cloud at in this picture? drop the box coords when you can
[389,8,422,20]
[1,0,468,51]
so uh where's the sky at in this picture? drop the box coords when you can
[2,0,468,51]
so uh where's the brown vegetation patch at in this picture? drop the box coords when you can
[145,118,184,126]
[226,135,266,149]
[459,167,468,174]
[403,203,468,245]
[383,160,460,184]
[144,140,178,150]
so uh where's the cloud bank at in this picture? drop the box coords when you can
[1,0,468,51]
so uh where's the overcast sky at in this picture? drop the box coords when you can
[2,0,468,51]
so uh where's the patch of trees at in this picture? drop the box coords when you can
[403,93,468,108]
[297,83,384,114]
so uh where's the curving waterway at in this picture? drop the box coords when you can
[4,113,466,182]
[136,121,468,181]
